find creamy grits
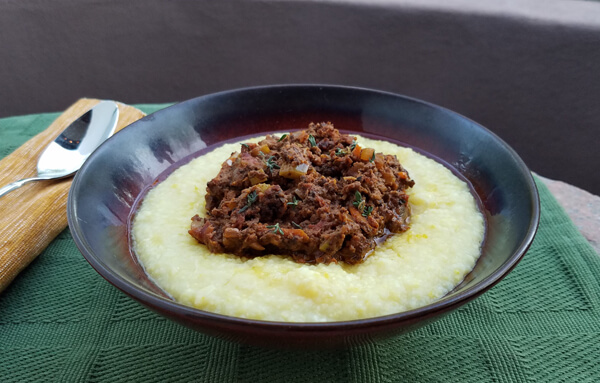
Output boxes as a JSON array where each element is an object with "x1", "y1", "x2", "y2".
[{"x1": 131, "y1": 136, "x2": 485, "y2": 322}]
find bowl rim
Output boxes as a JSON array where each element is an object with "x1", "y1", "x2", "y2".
[{"x1": 68, "y1": 83, "x2": 540, "y2": 330}]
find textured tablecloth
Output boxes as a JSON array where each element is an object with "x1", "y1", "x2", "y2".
[{"x1": 1, "y1": 106, "x2": 599, "y2": 382}]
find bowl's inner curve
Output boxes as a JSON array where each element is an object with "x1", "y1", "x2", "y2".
[{"x1": 70, "y1": 86, "x2": 538, "y2": 324}]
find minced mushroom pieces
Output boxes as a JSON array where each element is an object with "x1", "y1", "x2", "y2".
[{"x1": 189, "y1": 122, "x2": 415, "y2": 265}]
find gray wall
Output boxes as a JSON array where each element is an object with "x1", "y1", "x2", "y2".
[{"x1": 1, "y1": 0, "x2": 599, "y2": 194}]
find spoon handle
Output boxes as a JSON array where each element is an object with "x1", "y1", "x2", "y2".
[{"x1": 0, "y1": 178, "x2": 45, "y2": 198}]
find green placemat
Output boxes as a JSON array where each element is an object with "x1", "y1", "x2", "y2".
[{"x1": 1, "y1": 106, "x2": 599, "y2": 382}]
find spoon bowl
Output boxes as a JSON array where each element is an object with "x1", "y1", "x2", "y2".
[{"x1": 0, "y1": 101, "x2": 119, "y2": 197}]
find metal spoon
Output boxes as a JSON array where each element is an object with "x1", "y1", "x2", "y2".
[{"x1": 0, "y1": 100, "x2": 119, "y2": 198}]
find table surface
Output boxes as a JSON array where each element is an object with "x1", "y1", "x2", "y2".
[
  {"x1": 539, "y1": 175, "x2": 600, "y2": 256},
  {"x1": 2, "y1": 173, "x2": 598, "y2": 383},
  {"x1": 1, "y1": 107, "x2": 599, "y2": 382}
]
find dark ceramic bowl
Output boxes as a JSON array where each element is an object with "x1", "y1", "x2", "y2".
[{"x1": 68, "y1": 85, "x2": 539, "y2": 348}]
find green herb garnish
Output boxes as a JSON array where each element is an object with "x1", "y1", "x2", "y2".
[
  {"x1": 266, "y1": 223, "x2": 284, "y2": 235},
  {"x1": 278, "y1": 134, "x2": 288, "y2": 142},
  {"x1": 362, "y1": 205, "x2": 374, "y2": 217},
  {"x1": 349, "y1": 140, "x2": 357, "y2": 151},
  {"x1": 241, "y1": 143, "x2": 249, "y2": 149},
  {"x1": 308, "y1": 135, "x2": 317, "y2": 147},
  {"x1": 292, "y1": 221, "x2": 302, "y2": 229},
  {"x1": 239, "y1": 190, "x2": 257, "y2": 213},
  {"x1": 370, "y1": 151, "x2": 376, "y2": 162},
  {"x1": 287, "y1": 196, "x2": 299, "y2": 207},
  {"x1": 335, "y1": 148, "x2": 346, "y2": 156},
  {"x1": 266, "y1": 156, "x2": 280, "y2": 171},
  {"x1": 353, "y1": 191, "x2": 362, "y2": 206},
  {"x1": 352, "y1": 191, "x2": 366, "y2": 212}
]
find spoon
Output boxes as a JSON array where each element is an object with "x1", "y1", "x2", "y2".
[{"x1": 0, "y1": 100, "x2": 119, "y2": 198}]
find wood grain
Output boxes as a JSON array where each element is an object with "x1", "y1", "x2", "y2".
[{"x1": 0, "y1": 99, "x2": 145, "y2": 292}]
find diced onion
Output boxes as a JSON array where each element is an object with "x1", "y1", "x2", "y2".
[
  {"x1": 296, "y1": 163, "x2": 309, "y2": 173},
  {"x1": 279, "y1": 162, "x2": 309, "y2": 179}
]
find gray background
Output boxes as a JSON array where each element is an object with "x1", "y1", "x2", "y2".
[{"x1": 1, "y1": 0, "x2": 599, "y2": 194}]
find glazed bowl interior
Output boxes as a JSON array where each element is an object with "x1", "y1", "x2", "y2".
[{"x1": 68, "y1": 85, "x2": 539, "y2": 348}]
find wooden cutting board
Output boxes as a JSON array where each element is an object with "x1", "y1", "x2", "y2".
[{"x1": 0, "y1": 99, "x2": 145, "y2": 293}]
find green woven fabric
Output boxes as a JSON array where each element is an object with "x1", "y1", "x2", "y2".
[{"x1": 1, "y1": 106, "x2": 599, "y2": 382}]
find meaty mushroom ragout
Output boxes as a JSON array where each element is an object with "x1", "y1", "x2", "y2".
[{"x1": 188, "y1": 123, "x2": 415, "y2": 264}]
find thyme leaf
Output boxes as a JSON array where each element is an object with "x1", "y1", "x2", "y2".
[
  {"x1": 292, "y1": 221, "x2": 302, "y2": 229},
  {"x1": 370, "y1": 151, "x2": 376, "y2": 162},
  {"x1": 287, "y1": 196, "x2": 299, "y2": 207},
  {"x1": 266, "y1": 156, "x2": 280, "y2": 170},
  {"x1": 266, "y1": 222, "x2": 284, "y2": 235},
  {"x1": 241, "y1": 143, "x2": 249, "y2": 149},
  {"x1": 353, "y1": 191, "x2": 366, "y2": 212},
  {"x1": 353, "y1": 191, "x2": 362, "y2": 207},
  {"x1": 349, "y1": 140, "x2": 357, "y2": 151},
  {"x1": 308, "y1": 135, "x2": 317, "y2": 147},
  {"x1": 278, "y1": 134, "x2": 288, "y2": 142},
  {"x1": 239, "y1": 190, "x2": 257, "y2": 213},
  {"x1": 335, "y1": 148, "x2": 346, "y2": 156},
  {"x1": 362, "y1": 205, "x2": 374, "y2": 217}
]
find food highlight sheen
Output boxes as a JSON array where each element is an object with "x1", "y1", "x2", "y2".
[{"x1": 131, "y1": 124, "x2": 485, "y2": 322}]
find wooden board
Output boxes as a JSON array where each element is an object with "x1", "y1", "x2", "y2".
[{"x1": 0, "y1": 99, "x2": 145, "y2": 292}]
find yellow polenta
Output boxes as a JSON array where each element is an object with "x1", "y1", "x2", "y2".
[{"x1": 131, "y1": 136, "x2": 484, "y2": 322}]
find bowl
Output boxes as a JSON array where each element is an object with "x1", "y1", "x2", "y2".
[{"x1": 67, "y1": 85, "x2": 540, "y2": 348}]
